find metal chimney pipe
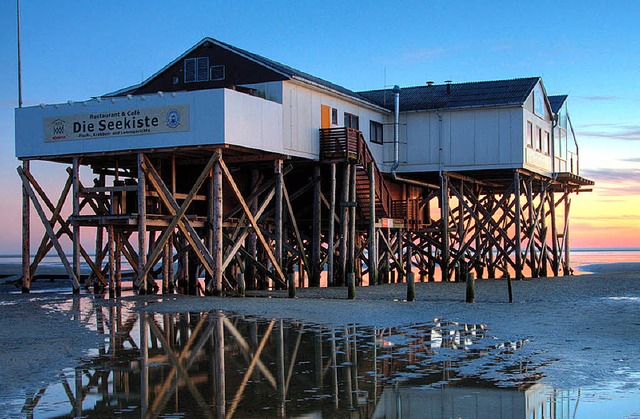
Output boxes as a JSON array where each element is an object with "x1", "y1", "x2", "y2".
[
  {"x1": 390, "y1": 84, "x2": 440, "y2": 190},
  {"x1": 393, "y1": 85, "x2": 401, "y2": 170}
]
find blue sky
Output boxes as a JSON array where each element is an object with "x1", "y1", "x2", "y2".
[{"x1": 1, "y1": 0, "x2": 639, "y2": 251}]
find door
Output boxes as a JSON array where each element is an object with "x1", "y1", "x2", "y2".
[{"x1": 321, "y1": 105, "x2": 331, "y2": 129}]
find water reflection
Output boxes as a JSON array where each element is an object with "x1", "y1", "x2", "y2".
[{"x1": 25, "y1": 302, "x2": 580, "y2": 418}]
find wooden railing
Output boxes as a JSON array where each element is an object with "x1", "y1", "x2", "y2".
[{"x1": 320, "y1": 127, "x2": 392, "y2": 218}]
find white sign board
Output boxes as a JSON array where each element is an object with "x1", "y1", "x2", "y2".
[{"x1": 43, "y1": 105, "x2": 190, "y2": 142}]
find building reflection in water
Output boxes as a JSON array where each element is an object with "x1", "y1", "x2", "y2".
[{"x1": 22, "y1": 300, "x2": 580, "y2": 418}]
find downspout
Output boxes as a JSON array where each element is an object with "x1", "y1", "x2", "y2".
[
  {"x1": 436, "y1": 110, "x2": 443, "y2": 179},
  {"x1": 551, "y1": 113, "x2": 558, "y2": 181},
  {"x1": 390, "y1": 85, "x2": 440, "y2": 189}
]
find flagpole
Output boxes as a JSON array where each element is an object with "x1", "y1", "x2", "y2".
[
  {"x1": 17, "y1": 0, "x2": 23, "y2": 108},
  {"x1": 18, "y1": 0, "x2": 31, "y2": 293}
]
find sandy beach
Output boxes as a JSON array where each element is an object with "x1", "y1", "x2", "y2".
[{"x1": 0, "y1": 261, "x2": 638, "y2": 417}]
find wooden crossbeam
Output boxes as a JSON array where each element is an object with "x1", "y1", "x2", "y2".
[
  {"x1": 222, "y1": 188, "x2": 274, "y2": 272},
  {"x1": 218, "y1": 158, "x2": 287, "y2": 287},
  {"x1": 17, "y1": 166, "x2": 80, "y2": 291},
  {"x1": 29, "y1": 172, "x2": 73, "y2": 275},
  {"x1": 22, "y1": 169, "x2": 107, "y2": 287},
  {"x1": 135, "y1": 153, "x2": 218, "y2": 288}
]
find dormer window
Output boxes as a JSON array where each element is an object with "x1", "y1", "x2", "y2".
[
  {"x1": 210, "y1": 65, "x2": 225, "y2": 81},
  {"x1": 184, "y1": 57, "x2": 210, "y2": 83}
]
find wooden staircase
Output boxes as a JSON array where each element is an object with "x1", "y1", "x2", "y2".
[{"x1": 320, "y1": 127, "x2": 392, "y2": 221}]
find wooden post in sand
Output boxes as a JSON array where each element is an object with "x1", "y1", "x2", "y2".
[
  {"x1": 72, "y1": 157, "x2": 81, "y2": 292},
  {"x1": 275, "y1": 159, "x2": 284, "y2": 289},
  {"x1": 327, "y1": 162, "x2": 336, "y2": 287},
  {"x1": 21, "y1": 160, "x2": 31, "y2": 293},
  {"x1": 213, "y1": 155, "x2": 223, "y2": 294},
  {"x1": 339, "y1": 164, "x2": 350, "y2": 287},
  {"x1": 368, "y1": 162, "x2": 378, "y2": 286},
  {"x1": 108, "y1": 225, "x2": 115, "y2": 298},
  {"x1": 137, "y1": 152, "x2": 148, "y2": 294},
  {"x1": 311, "y1": 165, "x2": 321, "y2": 287}
]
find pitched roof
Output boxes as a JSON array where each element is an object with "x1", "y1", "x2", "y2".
[
  {"x1": 358, "y1": 77, "x2": 541, "y2": 112},
  {"x1": 106, "y1": 37, "x2": 382, "y2": 108},
  {"x1": 548, "y1": 94, "x2": 568, "y2": 114}
]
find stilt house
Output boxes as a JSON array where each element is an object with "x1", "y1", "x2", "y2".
[{"x1": 15, "y1": 37, "x2": 593, "y2": 294}]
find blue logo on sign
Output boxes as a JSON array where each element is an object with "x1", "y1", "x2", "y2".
[{"x1": 166, "y1": 109, "x2": 181, "y2": 128}]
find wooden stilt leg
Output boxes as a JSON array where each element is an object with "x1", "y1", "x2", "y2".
[
  {"x1": 368, "y1": 162, "x2": 377, "y2": 286},
  {"x1": 115, "y1": 230, "x2": 122, "y2": 295},
  {"x1": 137, "y1": 153, "x2": 148, "y2": 293},
  {"x1": 72, "y1": 158, "x2": 81, "y2": 292},
  {"x1": 348, "y1": 163, "x2": 356, "y2": 299},
  {"x1": 441, "y1": 174, "x2": 450, "y2": 282},
  {"x1": 275, "y1": 159, "x2": 283, "y2": 290},
  {"x1": 108, "y1": 225, "x2": 115, "y2": 298},
  {"x1": 246, "y1": 169, "x2": 259, "y2": 289},
  {"x1": 328, "y1": 162, "x2": 337, "y2": 287},
  {"x1": 514, "y1": 171, "x2": 522, "y2": 282},
  {"x1": 311, "y1": 165, "x2": 321, "y2": 287},
  {"x1": 213, "y1": 159, "x2": 223, "y2": 294},
  {"x1": 206, "y1": 167, "x2": 214, "y2": 291},
  {"x1": 564, "y1": 196, "x2": 572, "y2": 275},
  {"x1": 21, "y1": 160, "x2": 31, "y2": 293},
  {"x1": 339, "y1": 164, "x2": 350, "y2": 287}
]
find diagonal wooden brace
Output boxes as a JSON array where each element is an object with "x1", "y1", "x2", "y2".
[
  {"x1": 134, "y1": 153, "x2": 218, "y2": 288},
  {"x1": 17, "y1": 166, "x2": 80, "y2": 291},
  {"x1": 218, "y1": 158, "x2": 287, "y2": 287}
]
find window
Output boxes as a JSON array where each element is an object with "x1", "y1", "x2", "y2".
[
  {"x1": 344, "y1": 112, "x2": 359, "y2": 130},
  {"x1": 370, "y1": 121, "x2": 383, "y2": 144},
  {"x1": 331, "y1": 108, "x2": 338, "y2": 125},
  {"x1": 543, "y1": 131, "x2": 550, "y2": 155},
  {"x1": 184, "y1": 57, "x2": 210, "y2": 83},
  {"x1": 526, "y1": 122, "x2": 533, "y2": 148},
  {"x1": 210, "y1": 65, "x2": 225, "y2": 81},
  {"x1": 533, "y1": 83, "x2": 546, "y2": 119},
  {"x1": 537, "y1": 127, "x2": 542, "y2": 151}
]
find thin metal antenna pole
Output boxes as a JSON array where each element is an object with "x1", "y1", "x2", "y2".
[{"x1": 17, "y1": 0, "x2": 23, "y2": 108}]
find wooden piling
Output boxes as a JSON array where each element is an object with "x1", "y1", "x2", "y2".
[
  {"x1": 368, "y1": 162, "x2": 378, "y2": 286},
  {"x1": 137, "y1": 153, "x2": 148, "y2": 293},
  {"x1": 466, "y1": 271, "x2": 475, "y2": 303},
  {"x1": 275, "y1": 159, "x2": 283, "y2": 288},
  {"x1": 162, "y1": 237, "x2": 171, "y2": 294},
  {"x1": 72, "y1": 157, "x2": 81, "y2": 293},
  {"x1": 238, "y1": 272, "x2": 246, "y2": 297},
  {"x1": 311, "y1": 165, "x2": 321, "y2": 287},
  {"x1": 21, "y1": 160, "x2": 30, "y2": 293},
  {"x1": 441, "y1": 174, "x2": 450, "y2": 282},
  {"x1": 339, "y1": 164, "x2": 350, "y2": 287},
  {"x1": 246, "y1": 168, "x2": 259, "y2": 289},
  {"x1": 108, "y1": 225, "x2": 115, "y2": 298},
  {"x1": 347, "y1": 272, "x2": 355, "y2": 300},
  {"x1": 564, "y1": 196, "x2": 572, "y2": 275},
  {"x1": 288, "y1": 273, "x2": 296, "y2": 298},
  {"x1": 406, "y1": 234, "x2": 415, "y2": 301},
  {"x1": 213, "y1": 155, "x2": 223, "y2": 294},
  {"x1": 348, "y1": 163, "x2": 356, "y2": 275},
  {"x1": 327, "y1": 162, "x2": 336, "y2": 287},
  {"x1": 513, "y1": 171, "x2": 523, "y2": 282}
]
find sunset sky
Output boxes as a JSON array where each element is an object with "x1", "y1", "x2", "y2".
[{"x1": 0, "y1": 0, "x2": 638, "y2": 253}]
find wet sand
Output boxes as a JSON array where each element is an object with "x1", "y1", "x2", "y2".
[{"x1": 0, "y1": 262, "x2": 638, "y2": 415}]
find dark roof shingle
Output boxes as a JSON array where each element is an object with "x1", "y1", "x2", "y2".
[
  {"x1": 548, "y1": 94, "x2": 568, "y2": 113},
  {"x1": 358, "y1": 78, "x2": 541, "y2": 111}
]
